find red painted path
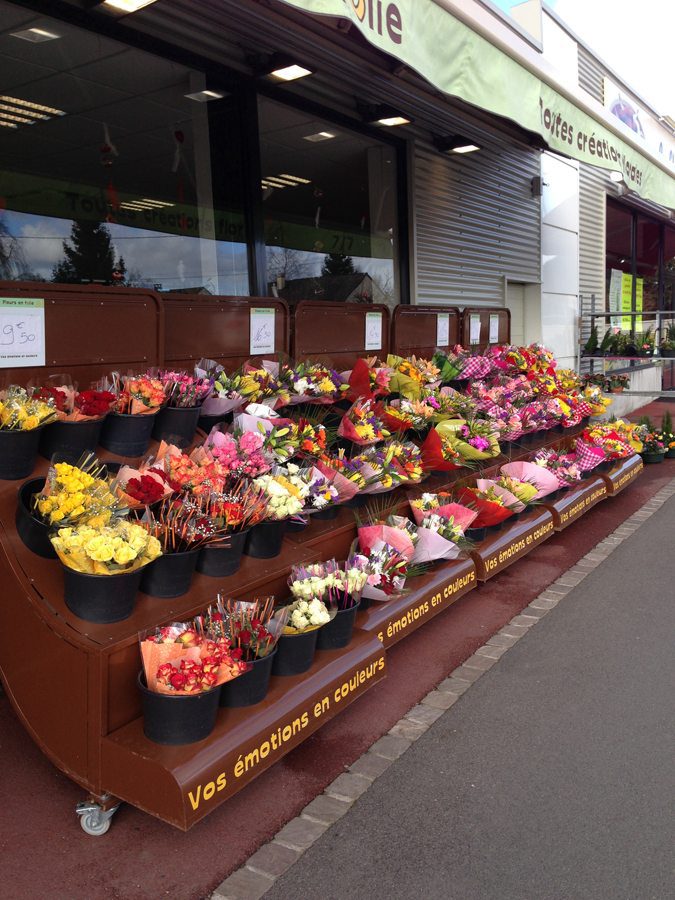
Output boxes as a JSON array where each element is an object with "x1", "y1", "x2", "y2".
[{"x1": 2, "y1": 457, "x2": 674, "y2": 900}]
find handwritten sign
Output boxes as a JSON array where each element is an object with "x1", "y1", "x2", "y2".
[
  {"x1": 249, "y1": 307, "x2": 276, "y2": 355},
  {"x1": 469, "y1": 313, "x2": 482, "y2": 345},
  {"x1": 489, "y1": 314, "x2": 500, "y2": 344},
  {"x1": 436, "y1": 313, "x2": 450, "y2": 347},
  {"x1": 0, "y1": 298, "x2": 45, "y2": 368},
  {"x1": 365, "y1": 311, "x2": 383, "y2": 351}
]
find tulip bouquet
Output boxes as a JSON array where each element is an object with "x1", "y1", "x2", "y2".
[
  {"x1": 51, "y1": 519, "x2": 162, "y2": 575},
  {"x1": 0, "y1": 386, "x2": 58, "y2": 431}
]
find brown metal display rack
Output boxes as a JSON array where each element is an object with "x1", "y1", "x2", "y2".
[
  {"x1": 459, "y1": 306, "x2": 511, "y2": 350},
  {"x1": 0, "y1": 287, "x2": 640, "y2": 834},
  {"x1": 390, "y1": 305, "x2": 460, "y2": 358},
  {"x1": 293, "y1": 301, "x2": 390, "y2": 367}
]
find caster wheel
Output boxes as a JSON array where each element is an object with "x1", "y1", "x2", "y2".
[{"x1": 79, "y1": 812, "x2": 111, "y2": 836}]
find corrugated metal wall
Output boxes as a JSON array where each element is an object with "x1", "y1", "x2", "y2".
[
  {"x1": 413, "y1": 137, "x2": 541, "y2": 306},
  {"x1": 578, "y1": 163, "x2": 607, "y2": 360},
  {"x1": 577, "y1": 46, "x2": 604, "y2": 102}
]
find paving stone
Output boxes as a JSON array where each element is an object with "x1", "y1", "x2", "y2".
[
  {"x1": 462, "y1": 653, "x2": 498, "y2": 672},
  {"x1": 370, "y1": 733, "x2": 412, "y2": 760},
  {"x1": 475, "y1": 644, "x2": 508, "y2": 659},
  {"x1": 528, "y1": 597, "x2": 558, "y2": 610},
  {"x1": 436, "y1": 676, "x2": 473, "y2": 694},
  {"x1": 274, "y1": 815, "x2": 329, "y2": 851},
  {"x1": 349, "y1": 752, "x2": 395, "y2": 780},
  {"x1": 451, "y1": 664, "x2": 484, "y2": 683},
  {"x1": 525, "y1": 603, "x2": 551, "y2": 618},
  {"x1": 212, "y1": 867, "x2": 275, "y2": 900},
  {"x1": 389, "y1": 719, "x2": 429, "y2": 741},
  {"x1": 405, "y1": 703, "x2": 445, "y2": 726},
  {"x1": 301, "y1": 794, "x2": 353, "y2": 826},
  {"x1": 533, "y1": 593, "x2": 562, "y2": 605},
  {"x1": 510, "y1": 614, "x2": 540, "y2": 628},
  {"x1": 325, "y1": 772, "x2": 372, "y2": 803},
  {"x1": 422, "y1": 689, "x2": 460, "y2": 709},
  {"x1": 246, "y1": 843, "x2": 302, "y2": 878},
  {"x1": 487, "y1": 632, "x2": 519, "y2": 649},
  {"x1": 545, "y1": 584, "x2": 572, "y2": 595}
]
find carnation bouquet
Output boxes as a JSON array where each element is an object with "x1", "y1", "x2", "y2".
[
  {"x1": 0, "y1": 386, "x2": 58, "y2": 431},
  {"x1": 51, "y1": 519, "x2": 162, "y2": 574}
]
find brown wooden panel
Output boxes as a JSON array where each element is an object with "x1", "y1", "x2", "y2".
[
  {"x1": 293, "y1": 301, "x2": 390, "y2": 368},
  {"x1": 0, "y1": 282, "x2": 162, "y2": 387},
  {"x1": 162, "y1": 295, "x2": 289, "y2": 372},
  {"x1": 459, "y1": 306, "x2": 510, "y2": 350},
  {"x1": 391, "y1": 305, "x2": 460, "y2": 358}
]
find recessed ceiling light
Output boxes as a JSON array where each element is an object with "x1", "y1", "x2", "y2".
[
  {"x1": 139, "y1": 198, "x2": 174, "y2": 207},
  {"x1": 265, "y1": 176, "x2": 298, "y2": 187},
  {"x1": 184, "y1": 89, "x2": 225, "y2": 102},
  {"x1": 269, "y1": 63, "x2": 313, "y2": 82},
  {"x1": 303, "y1": 131, "x2": 335, "y2": 142},
  {"x1": 0, "y1": 112, "x2": 35, "y2": 125},
  {"x1": 359, "y1": 104, "x2": 412, "y2": 127},
  {"x1": 280, "y1": 174, "x2": 312, "y2": 184},
  {"x1": 103, "y1": 0, "x2": 160, "y2": 12},
  {"x1": 0, "y1": 120, "x2": 18, "y2": 129},
  {"x1": 10, "y1": 27, "x2": 61, "y2": 42},
  {"x1": 0, "y1": 102, "x2": 47, "y2": 121},
  {"x1": 377, "y1": 115, "x2": 411, "y2": 127},
  {"x1": 0, "y1": 95, "x2": 66, "y2": 116},
  {"x1": 434, "y1": 135, "x2": 481, "y2": 154}
]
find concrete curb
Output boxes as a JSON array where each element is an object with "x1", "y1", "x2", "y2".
[{"x1": 210, "y1": 477, "x2": 675, "y2": 900}]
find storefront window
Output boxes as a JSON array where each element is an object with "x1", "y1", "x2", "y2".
[
  {"x1": 0, "y1": 1, "x2": 248, "y2": 294},
  {"x1": 635, "y1": 216, "x2": 660, "y2": 315},
  {"x1": 258, "y1": 97, "x2": 400, "y2": 309},
  {"x1": 664, "y1": 227, "x2": 675, "y2": 312}
]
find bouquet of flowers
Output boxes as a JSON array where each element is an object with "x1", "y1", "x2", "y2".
[
  {"x1": 239, "y1": 364, "x2": 291, "y2": 409},
  {"x1": 154, "y1": 441, "x2": 213, "y2": 495},
  {"x1": 581, "y1": 422, "x2": 639, "y2": 459},
  {"x1": 435, "y1": 419, "x2": 501, "y2": 461},
  {"x1": 138, "y1": 497, "x2": 226, "y2": 553},
  {"x1": 345, "y1": 357, "x2": 391, "y2": 402},
  {"x1": 302, "y1": 468, "x2": 341, "y2": 512},
  {"x1": 205, "y1": 428, "x2": 272, "y2": 478},
  {"x1": 208, "y1": 596, "x2": 288, "y2": 661},
  {"x1": 155, "y1": 370, "x2": 213, "y2": 409},
  {"x1": 431, "y1": 349, "x2": 464, "y2": 384},
  {"x1": 288, "y1": 362, "x2": 347, "y2": 404},
  {"x1": 338, "y1": 399, "x2": 390, "y2": 445},
  {"x1": 0, "y1": 386, "x2": 58, "y2": 431},
  {"x1": 110, "y1": 374, "x2": 165, "y2": 415},
  {"x1": 377, "y1": 396, "x2": 440, "y2": 433},
  {"x1": 419, "y1": 427, "x2": 465, "y2": 472},
  {"x1": 531, "y1": 448, "x2": 583, "y2": 487},
  {"x1": 353, "y1": 441, "x2": 421, "y2": 494},
  {"x1": 253, "y1": 464, "x2": 311, "y2": 520},
  {"x1": 34, "y1": 454, "x2": 122, "y2": 527},
  {"x1": 284, "y1": 597, "x2": 332, "y2": 633},
  {"x1": 495, "y1": 474, "x2": 539, "y2": 506},
  {"x1": 360, "y1": 540, "x2": 411, "y2": 602},
  {"x1": 386, "y1": 355, "x2": 440, "y2": 400},
  {"x1": 409, "y1": 492, "x2": 478, "y2": 531},
  {"x1": 140, "y1": 621, "x2": 248, "y2": 694},
  {"x1": 356, "y1": 506, "x2": 416, "y2": 560},
  {"x1": 111, "y1": 460, "x2": 175, "y2": 509},
  {"x1": 413, "y1": 514, "x2": 467, "y2": 561},
  {"x1": 292, "y1": 418, "x2": 329, "y2": 458},
  {"x1": 636, "y1": 424, "x2": 666, "y2": 455},
  {"x1": 51, "y1": 519, "x2": 162, "y2": 574},
  {"x1": 194, "y1": 359, "x2": 246, "y2": 416},
  {"x1": 289, "y1": 556, "x2": 369, "y2": 610},
  {"x1": 313, "y1": 456, "x2": 363, "y2": 502},
  {"x1": 456, "y1": 485, "x2": 516, "y2": 528},
  {"x1": 197, "y1": 480, "x2": 268, "y2": 535},
  {"x1": 500, "y1": 461, "x2": 560, "y2": 498}
]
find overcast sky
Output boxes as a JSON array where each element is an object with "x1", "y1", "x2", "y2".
[{"x1": 549, "y1": 0, "x2": 674, "y2": 116}]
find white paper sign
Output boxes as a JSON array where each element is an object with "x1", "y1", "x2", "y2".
[
  {"x1": 365, "y1": 311, "x2": 383, "y2": 351},
  {"x1": 249, "y1": 307, "x2": 276, "y2": 355},
  {"x1": 608, "y1": 268, "x2": 622, "y2": 330},
  {"x1": 436, "y1": 313, "x2": 450, "y2": 347},
  {"x1": 0, "y1": 298, "x2": 45, "y2": 368},
  {"x1": 469, "y1": 313, "x2": 482, "y2": 345},
  {"x1": 489, "y1": 314, "x2": 500, "y2": 344}
]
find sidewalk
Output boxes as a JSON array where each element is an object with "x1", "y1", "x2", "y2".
[{"x1": 222, "y1": 481, "x2": 675, "y2": 900}]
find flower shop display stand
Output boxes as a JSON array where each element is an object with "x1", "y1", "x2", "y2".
[
  {"x1": 469, "y1": 507, "x2": 555, "y2": 581},
  {"x1": 293, "y1": 301, "x2": 391, "y2": 368},
  {"x1": 357, "y1": 557, "x2": 477, "y2": 649},
  {"x1": 540, "y1": 477, "x2": 608, "y2": 531},
  {"x1": 459, "y1": 307, "x2": 511, "y2": 351},
  {"x1": 100, "y1": 630, "x2": 385, "y2": 830},
  {"x1": 390, "y1": 306, "x2": 460, "y2": 359},
  {"x1": 597, "y1": 455, "x2": 644, "y2": 496}
]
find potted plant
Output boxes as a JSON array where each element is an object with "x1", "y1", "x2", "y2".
[
  {"x1": 636, "y1": 422, "x2": 666, "y2": 463},
  {"x1": 608, "y1": 373, "x2": 630, "y2": 393},
  {"x1": 637, "y1": 327, "x2": 655, "y2": 358},
  {"x1": 582, "y1": 324, "x2": 599, "y2": 357},
  {"x1": 659, "y1": 324, "x2": 675, "y2": 358},
  {"x1": 660, "y1": 410, "x2": 675, "y2": 459},
  {"x1": 598, "y1": 327, "x2": 615, "y2": 357}
]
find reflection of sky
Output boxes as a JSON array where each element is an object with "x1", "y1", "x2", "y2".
[{"x1": 1, "y1": 210, "x2": 249, "y2": 295}]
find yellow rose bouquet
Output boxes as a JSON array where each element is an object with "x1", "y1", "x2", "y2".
[
  {"x1": 51, "y1": 520, "x2": 162, "y2": 575},
  {"x1": 0, "y1": 386, "x2": 58, "y2": 431},
  {"x1": 33, "y1": 453, "x2": 124, "y2": 528}
]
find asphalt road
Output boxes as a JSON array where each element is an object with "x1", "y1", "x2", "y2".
[{"x1": 266, "y1": 495, "x2": 675, "y2": 900}]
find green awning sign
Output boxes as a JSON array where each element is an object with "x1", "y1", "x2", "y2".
[{"x1": 279, "y1": 0, "x2": 675, "y2": 209}]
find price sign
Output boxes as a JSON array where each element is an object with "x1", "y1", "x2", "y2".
[
  {"x1": 436, "y1": 313, "x2": 450, "y2": 347},
  {"x1": 365, "y1": 311, "x2": 383, "y2": 351},
  {"x1": 489, "y1": 314, "x2": 500, "y2": 344},
  {"x1": 469, "y1": 313, "x2": 482, "y2": 345},
  {"x1": 0, "y1": 298, "x2": 45, "y2": 368},
  {"x1": 249, "y1": 307, "x2": 276, "y2": 355}
]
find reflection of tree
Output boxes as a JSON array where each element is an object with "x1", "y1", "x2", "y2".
[
  {"x1": 321, "y1": 253, "x2": 356, "y2": 277},
  {"x1": 267, "y1": 247, "x2": 316, "y2": 285},
  {"x1": 0, "y1": 219, "x2": 29, "y2": 279},
  {"x1": 52, "y1": 219, "x2": 127, "y2": 285},
  {"x1": 370, "y1": 270, "x2": 396, "y2": 307}
]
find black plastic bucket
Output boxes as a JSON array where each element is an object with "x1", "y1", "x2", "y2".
[
  {"x1": 358, "y1": 594, "x2": 373, "y2": 611},
  {"x1": 197, "y1": 410, "x2": 234, "y2": 434},
  {"x1": 465, "y1": 526, "x2": 487, "y2": 541},
  {"x1": 316, "y1": 604, "x2": 358, "y2": 650},
  {"x1": 38, "y1": 417, "x2": 104, "y2": 460},
  {"x1": 100, "y1": 412, "x2": 156, "y2": 457},
  {"x1": 140, "y1": 548, "x2": 199, "y2": 598},
  {"x1": 244, "y1": 520, "x2": 286, "y2": 559},
  {"x1": 219, "y1": 650, "x2": 276, "y2": 708},
  {"x1": 151, "y1": 405, "x2": 201, "y2": 449},
  {"x1": 272, "y1": 628, "x2": 319, "y2": 676},
  {"x1": 138, "y1": 672, "x2": 220, "y2": 745},
  {"x1": 15, "y1": 477, "x2": 56, "y2": 559},
  {"x1": 63, "y1": 565, "x2": 143, "y2": 623},
  {"x1": 197, "y1": 531, "x2": 248, "y2": 577},
  {"x1": 343, "y1": 494, "x2": 369, "y2": 509},
  {"x1": 0, "y1": 425, "x2": 45, "y2": 480}
]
